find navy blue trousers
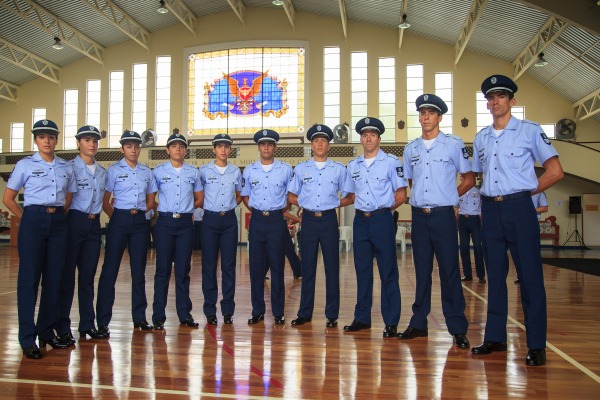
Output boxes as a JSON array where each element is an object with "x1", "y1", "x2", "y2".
[
  {"x1": 96, "y1": 209, "x2": 149, "y2": 326},
  {"x1": 297, "y1": 210, "x2": 339, "y2": 319},
  {"x1": 193, "y1": 221, "x2": 202, "y2": 250},
  {"x1": 481, "y1": 195, "x2": 546, "y2": 349},
  {"x1": 17, "y1": 208, "x2": 68, "y2": 348},
  {"x1": 352, "y1": 211, "x2": 400, "y2": 325},
  {"x1": 201, "y1": 210, "x2": 238, "y2": 316},
  {"x1": 458, "y1": 214, "x2": 486, "y2": 279},
  {"x1": 249, "y1": 209, "x2": 286, "y2": 317},
  {"x1": 152, "y1": 214, "x2": 194, "y2": 323},
  {"x1": 410, "y1": 207, "x2": 468, "y2": 335},
  {"x1": 265, "y1": 224, "x2": 301, "y2": 277},
  {"x1": 57, "y1": 210, "x2": 102, "y2": 334}
]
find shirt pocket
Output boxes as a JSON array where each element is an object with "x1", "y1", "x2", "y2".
[
  {"x1": 269, "y1": 180, "x2": 287, "y2": 199},
  {"x1": 502, "y1": 148, "x2": 527, "y2": 169},
  {"x1": 432, "y1": 155, "x2": 450, "y2": 175}
]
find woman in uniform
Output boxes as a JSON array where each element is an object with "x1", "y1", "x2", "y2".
[{"x1": 2, "y1": 119, "x2": 77, "y2": 359}]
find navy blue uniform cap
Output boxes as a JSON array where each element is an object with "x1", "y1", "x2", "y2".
[
  {"x1": 119, "y1": 130, "x2": 142, "y2": 144},
  {"x1": 355, "y1": 117, "x2": 385, "y2": 135},
  {"x1": 212, "y1": 133, "x2": 233, "y2": 145},
  {"x1": 32, "y1": 119, "x2": 59, "y2": 136},
  {"x1": 253, "y1": 129, "x2": 279, "y2": 143},
  {"x1": 166, "y1": 132, "x2": 188, "y2": 147},
  {"x1": 306, "y1": 124, "x2": 333, "y2": 141},
  {"x1": 75, "y1": 125, "x2": 101, "y2": 140},
  {"x1": 415, "y1": 94, "x2": 448, "y2": 114},
  {"x1": 481, "y1": 74, "x2": 518, "y2": 96}
]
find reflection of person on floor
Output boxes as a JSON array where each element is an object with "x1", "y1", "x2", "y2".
[{"x1": 265, "y1": 209, "x2": 302, "y2": 279}]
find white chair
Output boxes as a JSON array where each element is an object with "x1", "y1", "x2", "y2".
[
  {"x1": 396, "y1": 226, "x2": 407, "y2": 253},
  {"x1": 339, "y1": 226, "x2": 353, "y2": 252}
]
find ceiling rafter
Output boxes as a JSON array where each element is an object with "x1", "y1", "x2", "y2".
[
  {"x1": 282, "y1": 0, "x2": 296, "y2": 29},
  {"x1": 226, "y1": 0, "x2": 245, "y2": 24},
  {"x1": 573, "y1": 88, "x2": 600, "y2": 121},
  {"x1": 511, "y1": 16, "x2": 569, "y2": 80},
  {"x1": 398, "y1": 0, "x2": 409, "y2": 50},
  {"x1": 82, "y1": 0, "x2": 150, "y2": 50},
  {"x1": 0, "y1": 79, "x2": 18, "y2": 102},
  {"x1": 0, "y1": 0, "x2": 104, "y2": 64},
  {"x1": 454, "y1": 0, "x2": 488, "y2": 65},
  {"x1": 338, "y1": 0, "x2": 347, "y2": 39},
  {"x1": 0, "y1": 38, "x2": 61, "y2": 84},
  {"x1": 163, "y1": 0, "x2": 197, "y2": 37}
]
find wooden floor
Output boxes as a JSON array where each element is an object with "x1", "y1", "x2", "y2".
[{"x1": 0, "y1": 243, "x2": 599, "y2": 399}]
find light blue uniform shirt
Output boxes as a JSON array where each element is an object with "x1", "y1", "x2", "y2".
[
  {"x1": 404, "y1": 133, "x2": 471, "y2": 208},
  {"x1": 288, "y1": 158, "x2": 348, "y2": 211},
  {"x1": 199, "y1": 162, "x2": 242, "y2": 212},
  {"x1": 532, "y1": 192, "x2": 548, "y2": 220},
  {"x1": 153, "y1": 162, "x2": 202, "y2": 214},
  {"x1": 106, "y1": 159, "x2": 157, "y2": 211},
  {"x1": 241, "y1": 160, "x2": 292, "y2": 211},
  {"x1": 473, "y1": 116, "x2": 559, "y2": 196},
  {"x1": 343, "y1": 149, "x2": 407, "y2": 212},
  {"x1": 458, "y1": 186, "x2": 482, "y2": 216},
  {"x1": 7, "y1": 152, "x2": 76, "y2": 207},
  {"x1": 69, "y1": 155, "x2": 106, "y2": 214}
]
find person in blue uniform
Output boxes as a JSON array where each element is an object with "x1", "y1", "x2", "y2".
[
  {"x1": 56, "y1": 125, "x2": 108, "y2": 344},
  {"x1": 3, "y1": 119, "x2": 77, "y2": 359},
  {"x1": 342, "y1": 117, "x2": 407, "y2": 338},
  {"x1": 96, "y1": 130, "x2": 158, "y2": 336},
  {"x1": 288, "y1": 124, "x2": 353, "y2": 328},
  {"x1": 456, "y1": 178, "x2": 486, "y2": 283},
  {"x1": 151, "y1": 133, "x2": 203, "y2": 330},
  {"x1": 199, "y1": 133, "x2": 243, "y2": 325},
  {"x1": 241, "y1": 129, "x2": 293, "y2": 325},
  {"x1": 471, "y1": 75, "x2": 564, "y2": 366},
  {"x1": 398, "y1": 94, "x2": 473, "y2": 349}
]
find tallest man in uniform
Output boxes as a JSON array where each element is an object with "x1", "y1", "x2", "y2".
[{"x1": 471, "y1": 75, "x2": 564, "y2": 366}]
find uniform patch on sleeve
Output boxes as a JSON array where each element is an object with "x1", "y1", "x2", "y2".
[
  {"x1": 461, "y1": 147, "x2": 469, "y2": 159},
  {"x1": 540, "y1": 132, "x2": 551, "y2": 145},
  {"x1": 396, "y1": 166, "x2": 404, "y2": 178},
  {"x1": 241, "y1": 178, "x2": 245, "y2": 187}
]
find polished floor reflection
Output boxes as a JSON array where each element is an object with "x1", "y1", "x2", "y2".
[{"x1": 0, "y1": 243, "x2": 599, "y2": 398}]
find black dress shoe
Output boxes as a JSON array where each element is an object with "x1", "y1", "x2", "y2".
[
  {"x1": 206, "y1": 315, "x2": 218, "y2": 325},
  {"x1": 291, "y1": 316, "x2": 311, "y2": 326},
  {"x1": 343, "y1": 320, "x2": 371, "y2": 332},
  {"x1": 223, "y1": 314, "x2": 233, "y2": 324},
  {"x1": 526, "y1": 348, "x2": 546, "y2": 366},
  {"x1": 398, "y1": 326, "x2": 428, "y2": 340},
  {"x1": 453, "y1": 334, "x2": 470, "y2": 349},
  {"x1": 514, "y1": 278, "x2": 520, "y2": 284},
  {"x1": 181, "y1": 317, "x2": 200, "y2": 328},
  {"x1": 97, "y1": 325, "x2": 110, "y2": 338},
  {"x1": 274, "y1": 316, "x2": 285, "y2": 325},
  {"x1": 383, "y1": 325, "x2": 397, "y2": 338},
  {"x1": 133, "y1": 321, "x2": 153, "y2": 331},
  {"x1": 471, "y1": 341, "x2": 507, "y2": 354},
  {"x1": 81, "y1": 328, "x2": 108, "y2": 339},
  {"x1": 293, "y1": 275, "x2": 302, "y2": 280},
  {"x1": 461, "y1": 276, "x2": 473, "y2": 281},
  {"x1": 39, "y1": 336, "x2": 69, "y2": 349},
  {"x1": 326, "y1": 318, "x2": 338, "y2": 328},
  {"x1": 153, "y1": 320, "x2": 165, "y2": 330},
  {"x1": 23, "y1": 345, "x2": 42, "y2": 359},
  {"x1": 248, "y1": 314, "x2": 264, "y2": 324},
  {"x1": 58, "y1": 332, "x2": 76, "y2": 347},
  {"x1": 479, "y1": 278, "x2": 487, "y2": 283}
]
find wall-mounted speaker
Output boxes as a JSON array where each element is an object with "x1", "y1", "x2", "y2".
[{"x1": 569, "y1": 196, "x2": 582, "y2": 215}]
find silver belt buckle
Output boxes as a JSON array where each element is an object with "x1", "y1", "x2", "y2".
[
  {"x1": 219, "y1": 211, "x2": 226, "y2": 216},
  {"x1": 314, "y1": 211, "x2": 323, "y2": 217},
  {"x1": 423, "y1": 208, "x2": 432, "y2": 214},
  {"x1": 47, "y1": 207, "x2": 56, "y2": 214},
  {"x1": 494, "y1": 196, "x2": 504, "y2": 202},
  {"x1": 172, "y1": 213, "x2": 181, "y2": 219},
  {"x1": 88, "y1": 214, "x2": 96, "y2": 219},
  {"x1": 130, "y1": 209, "x2": 139, "y2": 215},
  {"x1": 262, "y1": 211, "x2": 270, "y2": 216},
  {"x1": 364, "y1": 212, "x2": 371, "y2": 217}
]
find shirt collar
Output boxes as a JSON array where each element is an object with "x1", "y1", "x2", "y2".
[
  {"x1": 32, "y1": 152, "x2": 56, "y2": 165},
  {"x1": 118, "y1": 158, "x2": 137, "y2": 170},
  {"x1": 358, "y1": 149, "x2": 385, "y2": 163}
]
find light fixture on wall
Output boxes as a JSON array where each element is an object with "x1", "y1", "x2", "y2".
[
  {"x1": 272, "y1": 0, "x2": 284, "y2": 6},
  {"x1": 398, "y1": 14, "x2": 411, "y2": 29},
  {"x1": 52, "y1": 37, "x2": 63, "y2": 50},
  {"x1": 157, "y1": 0, "x2": 169, "y2": 14},
  {"x1": 534, "y1": 52, "x2": 548, "y2": 67}
]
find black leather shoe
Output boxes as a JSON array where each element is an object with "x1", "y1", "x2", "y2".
[
  {"x1": 326, "y1": 318, "x2": 338, "y2": 328},
  {"x1": 39, "y1": 336, "x2": 69, "y2": 349},
  {"x1": 248, "y1": 314, "x2": 264, "y2": 324},
  {"x1": 291, "y1": 316, "x2": 311, "y2": 326},
  {"x1": 181, "y1": 317, "x2": 200, "y2": 328},
  {"x1": 526, "y1": 349, "x2": 546, "y2": 366},
  {"x1": 223, "y1": 314, "x2": 233, "y2": 324},
  {"x1": 398, "y1": 326, "x2": 428, "y2": 340},
  {"x1": 514, "y1": 278, "x2": 520, "y2": 284},
  {"x1": 206, "y1": 315, "x2": 218, "y2": 325},
  {"x1": 133, "y1": 321, "x2": 153, "y2": 331},
  {"x1": 383, "y1": 325, "x2": 397, "y2": 338},
  {"x1": 479, "y1": 278, "x2": 487, "y2": 283},
  {"x1": 453, "y1": 334, "x2": 470, "y2": 349},
  {"x1": 294, "y1": 275, "x2": 302, "y2": 280},
  {"x1": 81, "y1": 328, "x2": 108, "y2": 339},
  {"x1": 274, "y1": 316, "x2": 285, "y2": 325},
  {"x1": 343, "y1": 320, "x2": 371, "y2": 332},
  {"x1": 471, "y1": 341, "x2": 507, "y2": 354},
  {"x1": 97, "y1": 325, "x2": 110, "y2": 338},
  {"x1": 23, "y1": 345, "x2": 42, "y2": 359},
  {"x1": 461, "y1": 276, "x2": 473, "y2": 281},
  {"x1": 58, "y1": 332, "x2": 76, "y2": 347},
  {"x1": 153, "y1": 320, "x2": 165, "y2": 330}
]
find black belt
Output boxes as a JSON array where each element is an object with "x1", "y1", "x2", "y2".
[
  {"x1": 412, "y1": 206, "x2": 454, "y2": 214},
  {"x1": 25, "y1": 205, "x2": 64, "y2": 214},
  {"x1": 481, "y1": 191, "x2": 531, "y2": 202},
  {"x1": 205, "y1": 209, "x2": 235, "y2": 217},
  {"x1": 114, "y1": 208, "x2": 143, "y2": 215},
  {"x1": 304, "y1": 209, "x2": 336, "y2": 217},
  {"x1": 71, "y1": 209, "x2": 101, "y2": 219},
  {"x1": 252, "y1": 209, "x2": 282, "y2": 217},
  {"x1": 355, "y1": 208, "x2": 390, "y2": 217},
  {"x1": 160, "y1": 212, "x2": 193, "y2": 219},
  {"x1": 459, "y1": 214, "x2": 479, "y2": 218}
]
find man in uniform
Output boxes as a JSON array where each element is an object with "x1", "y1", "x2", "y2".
[
  {"x1": 456, "y1": 177, "x2": 486, "y2": 283},
  {"x1": 288, "y1": 124, "x2": 353, "y2": 328},
  {"x1": 399, "y1": 94, "x2": 473, "y2": 349},
  {"x1": 471, "y1": 75, "x2": 564, "y2": 366},
  {"x1": 342, "y1": 117, "x2": 407, "y2": 338},
  {"x1": 241, "y1": 129, "x2": 293, "y2": 325}
]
